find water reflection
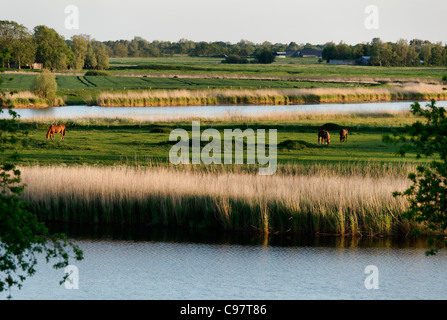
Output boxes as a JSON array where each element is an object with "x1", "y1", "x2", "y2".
[
  {"x1": 5, "y1": 101, "x2": 447, "y2": 121},
  {"x1": 2, "y1": 222, "x2": 442, "y2": 300},
  {"x1": 47, "y1": 222, "x2": 430, "y2": 250}
]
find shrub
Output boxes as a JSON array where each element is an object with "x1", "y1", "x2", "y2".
[
  {"x1": 278, "y1": 140, "x2": 314, "y2": 150},
  {"x1": 31, "y1": 70, "x2": 57, "y2": 100},
  {"x1": 222, "y1": 55, "x2": 249, "y2": 64},
  {"x1": 255, "y1": 48, "x2": 276, "y2": 64},
  {"x1": 442, "y1": 75, "x2": 447, "y2": 81},
  {"x1": 85, "y1": 70, "x2": 111, "y2": 76}
]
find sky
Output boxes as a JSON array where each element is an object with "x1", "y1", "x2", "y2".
[{"x1": 1, "y1": 0, "x2": 447, "y2": 45}]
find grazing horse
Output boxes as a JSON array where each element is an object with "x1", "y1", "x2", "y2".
[
  {"x1": 339, "y1": 129, "x2": 348, "y2": 142},
  {"x1": 318, "y1": 130, "x2": 330, "y2": 145},
  {"x1": 46, "y1": 125, "x2": 66, "y2": 141}
]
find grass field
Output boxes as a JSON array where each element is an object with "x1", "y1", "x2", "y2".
[
  {"x1": 1, "y1": 73, "x2": 363, "y2": 92},
  {"x1": 1, "y1": 113, "x2": 427, "y2": 167},
  {"x1": 2, "y1": 56, "x2": 447, "y2": 106},
  {"x1": 108, "y1": 56, "x2": 447, "y2": 80},
  {"x1": 1, "y1": 73, "x2": 376, "y2": 106}
]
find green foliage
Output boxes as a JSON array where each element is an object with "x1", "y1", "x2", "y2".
[
  {"x1": 84, "y1": 70, "x2": 111, "y2": 76},
  {"x1": 255, "y1": 48, "x2": 275, "y2": 64},
  {"x1": 33, "y1": 25, "x2": 74, "y2": 70},
  {"x1": 277, "y1": 139, "x2": 314, "y2": 150},
  {"x1": 31, "y1": 70, "x2": 57, "y2": 99},
  {"x1": 442, "y1": 75, "x2": 447, "y2": 81},
  {"x1": 0, "y1": 74, "x2": 83, "y2": 297},
  {"x1": 222, "y1": 55, "x2": 249, "y2": 64},
  {"x1": 384, "y1": 99, "x2": 447, "y2": 255}
]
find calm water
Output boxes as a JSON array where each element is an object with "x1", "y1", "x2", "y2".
[
  {"x1": 4, "y1": 101, "x2": 447, "y2": 121},
  {"x1": 2, "y1": 226, "x2": 446, "y2": 300}
]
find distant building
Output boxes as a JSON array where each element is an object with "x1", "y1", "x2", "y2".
[
  {"x1": 275, "y1": 52, "x2": 287, "y2": 58},
  {"x1": 294, "y1": 49, "x2": 323, "y2": 58},
  {"x1": 30, "y1": 62, "x2": 43, "y2": 70},
  {"x1": 356, "y1": 56, "x2": 371, "y2": 66}
]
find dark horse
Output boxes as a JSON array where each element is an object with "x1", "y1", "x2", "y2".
[
  {"x1": 46, "y1": 125, "x2": 66, "y2": 141},
  {"x1": 318, "y1": 130, "x2": 330, "y2": 145},
  {"x1": 339, "y1": 129, "x2": 348, "y2": 142}
]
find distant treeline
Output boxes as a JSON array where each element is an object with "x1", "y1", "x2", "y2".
[
  {"x1": 102, "y1": 38, "x2": 319, "y2": 59},
  {"x1": 1, "y1": 20, "x2": 447, "y2": 71},
  {"x1": 0, "y1": 20, "x2": 109, "y2": 71},
  {"x1": 101, "y1": 38, "x2": 447, "y2": 67},
  {"x1": 322, "y1": 38, "x2": 447, "y2": 67}
]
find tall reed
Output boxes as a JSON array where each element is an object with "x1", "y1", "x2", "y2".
[
  {"x1": 1, "y1": 91, "x2": 64, "y2": 108},
  {"x1": 19, "y1": 164, "x2": 416, "y2": 236},
  {"x1": 95, "y1": 84, "x2": 447, "y2": 107}
]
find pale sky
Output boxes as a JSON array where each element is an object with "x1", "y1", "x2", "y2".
[{"x1": 1, "y1": 0, "x2": 446, "y2": 45}]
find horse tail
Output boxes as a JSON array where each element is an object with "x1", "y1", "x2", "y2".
[{"x1": 46, "y1": 126, "x2": 51, "y2": 140}]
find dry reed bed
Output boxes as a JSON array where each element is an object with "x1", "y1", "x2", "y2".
[
  {"x1": 20, "y1": 165, "x2": 415, "y2": 236},
  {"x1": 1, "y1": 91, "x2": 64, "y2": 108},
  {"x1": 95, "y1": 84, "x2": 447, "y2": 107},
  {"x1": 21, "y1": 109, "x2": 421, "y2": 124}
]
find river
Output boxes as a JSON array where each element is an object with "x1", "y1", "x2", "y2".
[
  {"x1": 2, "y1": 225, "x2": 445, "y2": 300},
  {"x1": 4, "y1": 100, "x2": 447, "y2": 121}
]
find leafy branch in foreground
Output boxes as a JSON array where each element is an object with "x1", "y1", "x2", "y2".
[
  {"x1": 0, "y1": 73, "x2": 83, "y2": 298},
  {"x1": 383, "y1": 99, "x2": 447, "y2": 255}
]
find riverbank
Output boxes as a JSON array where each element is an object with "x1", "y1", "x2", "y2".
[
  {"x1": 20, "y1": 164, "x2": 418, "y2": 236},
  {"x1": 0, "y1": 91, "x2": 64, "y2": 108},
  {"x1": 96, "y1": 84, "x2": 447, "y2": 107}
]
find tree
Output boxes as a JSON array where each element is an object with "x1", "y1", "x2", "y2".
[
  {"x1": 84, "y1": 43, "x2": 98, "y2": 69},
  {"x1": 429, "y1": 43, "x2": 447, "y2": 66},
  {"x1": 383, "y1": 100, "x2": 447, "y2": 255},
  {"x1": 322, "y1": 42, "x2": 336, "y2": 62},
  {"x1": 31, "y1": 70, "x2": 58, "y2": 100},
  {"x1": 255, "y1": 48, "x2": 275, "y2": 64},
  {"x1": 92, "y1": 42, "x2": 109, "y2": 70},
  {"x1": 0, "y1": 48, "x2": 11, "y2": 68},
  {"x1": 71, "y1": 34, "x2": 89, "y2": 70},
  {"x1": 33, "y1": 25, "x2": 72, "y2": 70},
  {"x1": 0, "y1": 71, "x2": 83, "y2": 298},
  {"x1": 112, "y1": 42, "x2": 128, "y2": 57}
]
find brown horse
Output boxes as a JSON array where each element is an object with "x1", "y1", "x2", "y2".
[
  {"x1": 339, "y1": 129, "x2": 348, "y2": 142},
  {"x1": 46, "y1": 125, "x2": 66, "y2": 141},
  {"x1": 318, "y1": 130, "x2": 330, "y2": 145}
]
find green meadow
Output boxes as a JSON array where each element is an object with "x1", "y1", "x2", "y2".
[
  {"x1": 107, "y1": 56, "x2": 447, "y2": 79},
  {"x1": 3, "y1": 119, "x2": 425, "y2": 167},
  {"x1": 2, "y1": 56, "x2": 447, "y2": 106}
]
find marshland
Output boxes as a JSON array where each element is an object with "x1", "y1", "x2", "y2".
[
  {"x1": 4, "y1": 111, "x2": 447, "y2": 300},
  {"x1": 1, "y1": 37, "x2": 447, "y2": 300},
  {"x1": 0, "y1": 104, "x2": 438, "y2": 238},
  {"x1": 2, "y1": 55, "x2": 445, "y2": 239}
]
